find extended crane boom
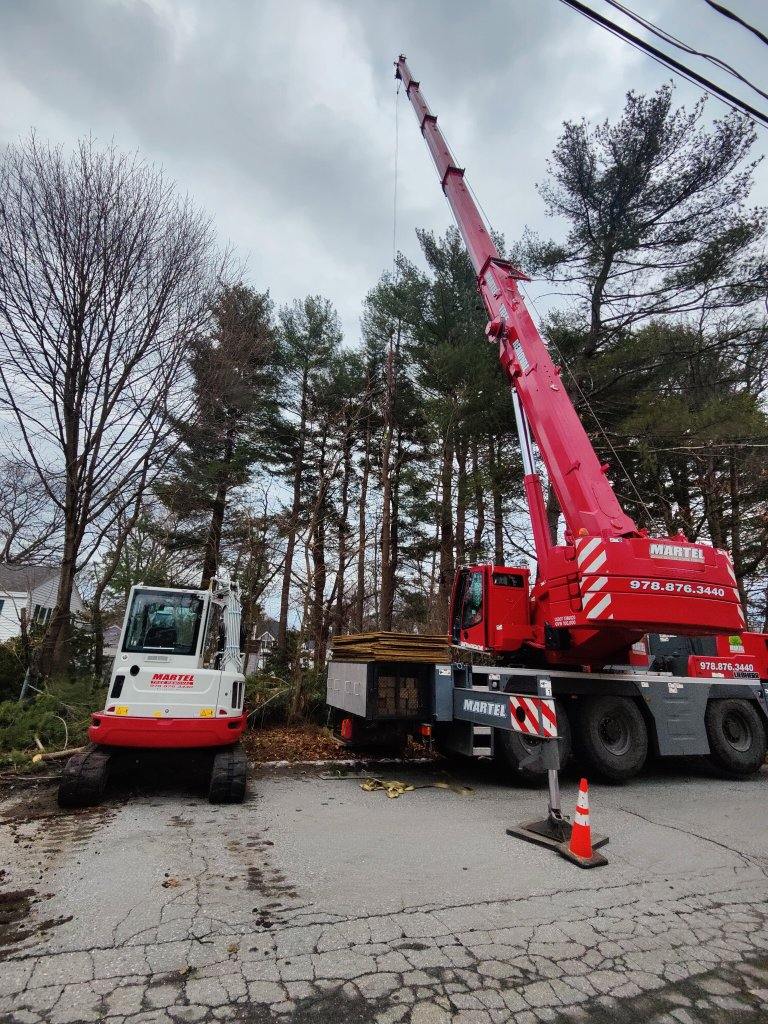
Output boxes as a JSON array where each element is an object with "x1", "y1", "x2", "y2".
[
  {"x1": 395, "y1": 56, "x2": 635, "y2": 546},
  {"x1": 395, "y1": 55, "x2": 745, "y2": 665}
]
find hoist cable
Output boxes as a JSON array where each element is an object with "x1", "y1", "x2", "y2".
[
  {"x1": 392, "y1": 78, "x2": 401, "y2": 277},
  {"x1": 520, "y1": 283, "x2": 656, "y2": 524}
]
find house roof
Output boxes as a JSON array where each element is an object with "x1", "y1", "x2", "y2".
[{"x1": 0, "y1": 563, "x2": 59, "y2": 594}]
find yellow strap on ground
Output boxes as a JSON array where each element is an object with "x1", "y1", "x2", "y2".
[
  {"x1": 360, "y1": 777, "x2": 415, "y2": 799},
  {"x1": 357, "y1": 777, "x2": 472, "y2": 799}
]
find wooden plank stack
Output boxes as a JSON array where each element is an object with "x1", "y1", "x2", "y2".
[{"x1": 330, "y1": 631, "x2": 450, "y2": 664}]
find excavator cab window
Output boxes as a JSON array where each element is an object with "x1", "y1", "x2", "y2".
[{"x1": 123, "y1": 589, "x2": 205, "y2": 656}]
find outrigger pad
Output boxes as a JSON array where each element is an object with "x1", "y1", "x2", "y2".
[
  {"x1": 507, "y1": 817, "x2": 609, "y2": 853},
  {"x1": 557, "y1": 842, "x2": 609, "y2": 869}
]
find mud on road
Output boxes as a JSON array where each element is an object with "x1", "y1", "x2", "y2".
[{"x1": 1, "y1": 759, "x2": 768, "y2": 1024}]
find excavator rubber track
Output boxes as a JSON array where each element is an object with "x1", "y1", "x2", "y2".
[
  {"x1": 58, "y1": 745, "x2": 112, "y2": 808},
  {"x1": 208, "y1": 743, "x2": 247, "y2": 804}
]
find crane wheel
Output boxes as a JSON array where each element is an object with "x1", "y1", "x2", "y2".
[
  {"x1": 58, "y1": 746, "x2": 111, "y2": 808},
  {"x1": 575, "y1": 695, "x2": 648, "y2": 783},
  {"x1": 208, "y1": 744, "x2": 247, "y2": 804},
  {"x1": 705, "y1": 699, "x2": 767, "y2": 776},
  {"x1": 494, "y1": 699, "x2": 573, "y2": 785}
]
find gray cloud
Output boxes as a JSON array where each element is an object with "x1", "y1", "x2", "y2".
[{"x1": 1, "y1": 0, "x2": 766, "y2": 339}]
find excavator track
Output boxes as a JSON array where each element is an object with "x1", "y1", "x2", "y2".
[
  {"x1": 208, "y1": 744, "x2": 247, "y2": 804},
  {"x1": 58, "y1": 745, "x2": 112, "y2": 808}
]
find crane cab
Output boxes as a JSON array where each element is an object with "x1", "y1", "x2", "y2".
[
  {"x1": 450, "y1": 565, "x2": 534, "y2": 655},
  {"x1": 89, "y1": 585, "x2": 246, "y2": 748}
]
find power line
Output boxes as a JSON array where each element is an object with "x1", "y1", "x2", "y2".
[
  {"x1": 603, "y1": 0, "x2": 768, "y2": 104},
  {"x1": 702, "y1": 0, "x2": 768, "y2": 48},
  {"x1": 556, "y1": 0, "x2": 768, "y2": 128}
]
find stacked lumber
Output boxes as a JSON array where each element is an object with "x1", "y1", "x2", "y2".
[{"x1": 331, "y1": 631, "x2": 450, "y2": 664}]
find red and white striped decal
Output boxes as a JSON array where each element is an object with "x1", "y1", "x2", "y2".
[
  {"x1": 576, "y1": 537, "x2": 614, "y2": 621},
  {"x1": 723, "y1": 555, "x2": 747, "y2": 627},
  {"x1": 508, "y1": 695, "x2": 558, "y2": 738}
]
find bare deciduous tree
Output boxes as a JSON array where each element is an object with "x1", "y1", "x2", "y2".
[
  {"x1": 0, "y1": 457, "x2": 61, "y2": 563},
  {"x1": 0, "y1": 135, "x2": 225, "y2": 677}
]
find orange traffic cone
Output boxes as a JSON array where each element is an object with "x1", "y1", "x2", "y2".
[{"x1": 558, "y1": 778, "x2": 608, "y2": 868}]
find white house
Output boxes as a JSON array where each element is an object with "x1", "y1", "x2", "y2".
[
  {"x1": 242, "y1": 620, "x2": 314, "y2": 673},
  {"x1": 0, "y1": 564, "x2": 86, "y2": 642},
  {"x1": 244, "y1": 622, "x2": 279, "y2": 673}
]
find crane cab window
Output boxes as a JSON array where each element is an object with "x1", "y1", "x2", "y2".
[
  {"x1": 123, "y1": 590, "x2": 205, "y2": 656},
  {"x1": 462, "y1": 571, "x2": 484, "y2": 628},
  {"x1": 492, "y1": 572, "x2": 525, "y2": 588}
]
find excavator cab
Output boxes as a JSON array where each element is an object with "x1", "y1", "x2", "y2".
[
  {"x1": 58, "y1": 581, "x2": 248, "y2": 809},
  {"x1": 451, "y1": 565, "x2": 533, "y2": 654}
]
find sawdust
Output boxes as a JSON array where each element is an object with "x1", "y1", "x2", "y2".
[{"x1": 243, "y1": 724, "x2": 346, "y2": 763}]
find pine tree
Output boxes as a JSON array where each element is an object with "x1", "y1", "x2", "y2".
[{"x1": 157, "y1": 284, "x2": 276, "y2": 587}]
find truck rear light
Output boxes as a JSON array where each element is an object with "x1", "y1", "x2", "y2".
[
  {"x1": 419, "y1": 724, "x2": 432, "y2": 737},
  {"x1": 106, "y1": 705, "x2": 115, "y2": 713},
  {"x1": 218, "y1": 709, "x2": 227, "y2": 715},
  {"x1": 340, "y1": 717, "x2": 354, "y2": 740}
]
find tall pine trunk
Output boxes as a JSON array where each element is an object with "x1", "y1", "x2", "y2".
[
  {"x1": 379, "y1": 327, "x2": 398, "y2": 629},
  {"x1": 355, "y1": 416, "x2": 371, "y2": 632},
  {"x1": 311, "y1": 435, "x2": 328, "y2": 668},
  {"x1": 455, "y1": 434, "x2": 468, "y2": 569},
  {"x1": 278, "y1": 368, "x2": 309, "y2": 653},
  {"x1": 435, "y1": 429, "x2": 455, "y2": 629},
  {"x1": 729, "y1": 452, "x2": 748, "y2": 610},
  {"x1": 333, "y1": 428, "x2": 353, "y2": 637},
  {"x1": 471, "y1": 439, "x2": 485, "y2": 560},
  {"x1": 201, "y1": 425, "x2": 236, "y2": 589},
  {"x1": 488, "y1": 436, "x2": 505, "y2": 566}
]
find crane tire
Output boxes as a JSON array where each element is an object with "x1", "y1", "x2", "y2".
[
  {"x1": 575, "y1": 696, "x2": 647, "y2": 783},
  {"x1": 58, "y1": 746, "x2": 111, "y2": 808},
  {"x1": 209, "y1": 744, "x2": 247, "y2": 804},
  {"x1": 705, "y1": 699, "x2": 767, "y2": 776},
  {"x1": 495, "y1": 699, "x2": 572, "y2": 785}
]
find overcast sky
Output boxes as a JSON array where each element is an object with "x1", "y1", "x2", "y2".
[{"x1": 1, "y1": 0, "x2": 766, "y2": 341}]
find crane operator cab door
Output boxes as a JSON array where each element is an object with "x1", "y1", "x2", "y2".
[
  {"x1": 451, "y1": 567, "x2": 487, "y2": 650},
  {"x1": 451, "y1": 565, "x2": 532, "y2": 654}
]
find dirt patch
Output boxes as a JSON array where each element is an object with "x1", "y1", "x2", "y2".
[{"x1": 0, "y1": 780, "x2": 60, "y2": 826}]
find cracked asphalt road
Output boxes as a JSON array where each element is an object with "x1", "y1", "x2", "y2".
[{"x1": 1, "y1": 758, "x2": 768, "y2": 1024}]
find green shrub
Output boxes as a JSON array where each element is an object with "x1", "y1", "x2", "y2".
[
  {"x1": 0, "y1": 675, "x2": 106, "y2": 759},
  {"x1": 244, "y1": 667, "x2": 328, "y2": 726}
]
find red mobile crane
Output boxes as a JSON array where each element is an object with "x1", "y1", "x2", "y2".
[
  {"x1": 325, "y1": 59, "x2": 768, "y2": 784},
  {"x1": 394, "y1": 56, "x2": 744, "y2": 670}
]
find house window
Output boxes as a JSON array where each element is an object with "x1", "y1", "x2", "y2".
[{"x1": 32, "y1": 605, "x2": 52, "y2": 626}]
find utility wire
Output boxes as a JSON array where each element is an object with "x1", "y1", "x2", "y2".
[
  {"x1": 702, "y1": 0, "x2": 768, "y2": 48},
  {"x1": 556, "y1": 0, "x2": 768, "y2": 128},
  {"x1": 604, "y1": 0, "x2": 768, "y2": 104}
]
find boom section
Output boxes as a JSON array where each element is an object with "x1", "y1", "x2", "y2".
[{"x1": 395, "y1": 55, "x2": 637, "y2": 540}]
